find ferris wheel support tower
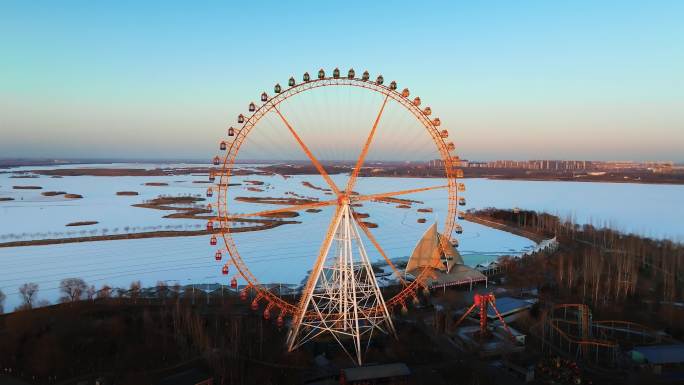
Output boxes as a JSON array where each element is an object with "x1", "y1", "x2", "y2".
[{"x1": 286, "y1": 201, "x2": 396, "y2": 365}]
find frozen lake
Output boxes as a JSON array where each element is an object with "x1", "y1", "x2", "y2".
[{"x1": 1, "y1": 163, "x2": 683, "y2": 311}]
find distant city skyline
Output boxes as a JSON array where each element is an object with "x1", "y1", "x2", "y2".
[{"x1": 1, "y1": 1, "x2": 683, "y2": 162}]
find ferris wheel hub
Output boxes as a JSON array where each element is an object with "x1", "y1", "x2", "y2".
[{"x1": 338, "y1": 195, "x2": 351, "y2": 206}]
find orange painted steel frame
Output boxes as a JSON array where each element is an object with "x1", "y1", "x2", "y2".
[
  {"x1": 542, "y1": 304, "x2": 654, "y2": 351},
  {"x1": 214, "y1": 74, "x2": 460, "y2": 320},
  {"x1": 453, "y1": 293, "x2": 516, "y2": 341}
]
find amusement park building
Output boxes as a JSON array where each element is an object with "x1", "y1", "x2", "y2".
[
  {"x1": 340, "y1": 363, "x2": 410, "y2": 385},
  {"x1": 630, "y1": 344, "x2": 684, "y2": 374},
  {"x1": 406, "y1": 223, "x2": 486, "y2": 290}
]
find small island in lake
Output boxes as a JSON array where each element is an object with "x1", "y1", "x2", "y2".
[
  {"x1": 66, "y1": 221, "x2": 99, "y2": 227},
  {"x1": 42, "y1": 191, "x2": 67, "y2": 196}
]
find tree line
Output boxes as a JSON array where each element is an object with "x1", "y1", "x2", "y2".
[
  {"x1": 475, "y1": 208, "x2": 684, "y2": 305},
  {"x1": 0, "y1": 279, "x2": 202, "y2": 313}
]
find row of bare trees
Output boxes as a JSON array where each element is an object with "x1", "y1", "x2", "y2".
[
  {"x1": 5, "y1": 279, "x2": 213, "y2": 312},
  {"x1": 478, "y1": 208, "x2": 684, "y2": 305}
]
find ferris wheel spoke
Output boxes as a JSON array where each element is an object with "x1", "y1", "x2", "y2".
[
  {"x1": 352, "y1": 214, "x2": 407, "y2": 286},
  {"x1": 352, "y1": 184, "x2": 448, "y2": 203},
  {"x1": 272, "y1": 105, "x2": 342, "y2": 197},
  {"x1": 345, "y1": 94, "x2": 390, "y2": 193},
  {"x1": 230, "y1": 199, "x2": 338, "y2": 218}
]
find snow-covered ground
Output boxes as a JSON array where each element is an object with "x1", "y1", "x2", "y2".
[{"x1": 1, "y1": 163, "x2": 682, "y2": 311}]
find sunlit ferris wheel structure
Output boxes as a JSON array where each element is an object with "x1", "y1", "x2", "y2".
[{"x1": 208, "y1": 68, "x2": 465, "y2": 365}]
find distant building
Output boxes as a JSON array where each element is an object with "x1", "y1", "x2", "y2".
[
  {"x1": 340, "y1": 363, "x2": 410, "y2": 385},
  {"x1": 157, "y1": 368, "x2": 213, "y2": 385},
  {"x1": 427, "y1": 158, "x2": 678, "y2": 174},
  {"x1": 483, "y1": 296, "x2": 537, "y2": 325},
  {"x1": 630, "y1": 344, "x2": 684, "y2": 375}
]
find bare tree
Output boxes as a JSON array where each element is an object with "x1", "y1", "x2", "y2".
[
  {"x1": 19, "y1": 282, "x2": 39, "y2": 309},
  {"x1": 97, "y1": 284, "x2": 112, "y2": 299},
  {"x1": 0, "y1": 289, "x2": 5, "y2": 314},
  {"x1": 86, "y1": 285, "x2": 96, "y2": 300},
  {"x1": 130, "y1": 280, "x2": 141, "y2": 303},
  {"x1": 169, "y1": 282, "x2": 182, "y2": 303},
  {"x1": 59, "y1": 278, "x2": 87, "y2": 303},
  {"x1": 156, "y1": 281, "x2": 168, "y2": 303}
]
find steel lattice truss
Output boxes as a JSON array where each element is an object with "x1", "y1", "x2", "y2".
[{"x1": 286, "y1": 203, "x2": 395, "y2": 365}]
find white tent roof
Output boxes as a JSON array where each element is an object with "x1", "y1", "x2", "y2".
[{"x1": 406, "y1": 223, "x2": 463, "y2": 274}]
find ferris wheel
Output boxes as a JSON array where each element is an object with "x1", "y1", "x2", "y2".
[{"x1": 209, "y1": 68, "x2": 463, "y2": 365}]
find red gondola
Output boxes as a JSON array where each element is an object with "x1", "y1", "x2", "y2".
[
  {"x1": 212, "y1": 156, "x2": 220, "y2": 165},
  {"x1": 222, "y1": 265, "x2": 229, "y2": 275},
  {"x1": 230, "y1": 277, "x2": 238, "y2": 289},
  {"x1": 206, "y1": 220, "x2": 214, "y2": 231},
  {"x1": 206, "y1": 187, "x2": 213, "y2": 197},
  {"x1": 208, "y1": 172, "x2": 215, "y2": 182},
  {"x1": 215, "y1": 250, "x2": 222, "y2": 261},
  {"x1": 210, "y1": 235, "x2": 217, "y2": 245},
  {"x1": 251, "y1": 300, "x2": 259, "y2": 311},
  {"x1": 413, "y1": 97, "x2": 421, "y2": 106}
]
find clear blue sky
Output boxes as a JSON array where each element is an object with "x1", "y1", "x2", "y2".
[{"x1": 1, "y1": 1, "x2": 682, "y2": 161}]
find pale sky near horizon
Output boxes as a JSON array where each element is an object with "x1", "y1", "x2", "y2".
[{"x1": 1, "y1": 1, "x2": 682, "y2": 162}]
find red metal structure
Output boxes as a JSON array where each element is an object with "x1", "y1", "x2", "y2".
[{"x1": 453, "y1": 293, "x2": 515, "y2": 340}]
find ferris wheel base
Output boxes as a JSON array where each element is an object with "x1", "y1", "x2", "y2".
[{"x1": 285, "y1": 203, "x2": 396, "y2": 366}]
